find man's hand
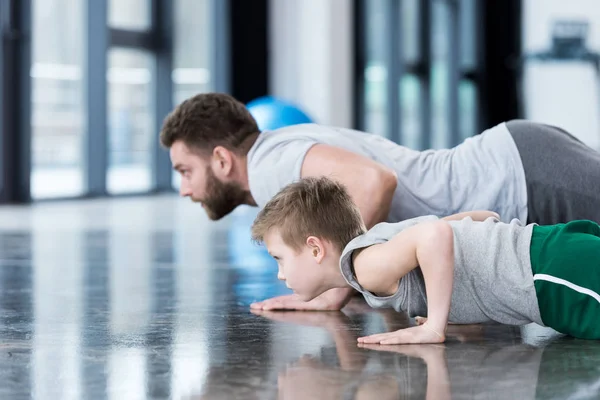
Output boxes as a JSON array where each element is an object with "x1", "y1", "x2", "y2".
[
  {"x1": 250, "y1": 287, "x2": 355, "y2": 311},
  {"x1": 357, "y1": 324, "x2": 446, "y2": 345}
]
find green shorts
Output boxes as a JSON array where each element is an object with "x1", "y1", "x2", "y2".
[{"x1": 530, "y1": 220, "x2": 600, "y2": 339}]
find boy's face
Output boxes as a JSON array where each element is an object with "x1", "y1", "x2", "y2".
[{"x1": 263, "y1": 230, "x2": 330, "y2": 301}]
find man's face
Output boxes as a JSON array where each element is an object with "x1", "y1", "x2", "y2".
[{"x1": 170, "y1": 141, "x2": 247, "y2": 220}]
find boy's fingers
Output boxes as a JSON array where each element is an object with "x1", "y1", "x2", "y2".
[
  {"x1": 358, "y1": 343, "x2": 410, "y2": 352},
  {"x1": 357, "y1": 333, "x2": 391, "y2": 343},
  {"x1": 379, "y1": 333, "x2": 413, "y2": 345},
  {"x1": 263, "y1": 301, "x2": 284, "y2": 310},
  {"x1": 357, "y1": 337, "x2": 380, "y2": 344}
]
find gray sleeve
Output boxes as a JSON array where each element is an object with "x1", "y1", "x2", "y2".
[
  {"x1": 247, "y1": 139, "x2": 317, "y2": 208},
  {"x1": 339, "y1": 215, "x2": 440, "y2": 291}
]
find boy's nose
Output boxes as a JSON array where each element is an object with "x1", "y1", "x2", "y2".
[{"x1": 277, "y1": 271, "x2": 285, "y2": 281}]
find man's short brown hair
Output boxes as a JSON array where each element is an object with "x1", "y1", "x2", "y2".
[
  {"x1": 251, "y1": 177, "x2": 367, "y2": 253},
  {"x1": 160, "y1": 92, "x2": 259, "y2": 154}
]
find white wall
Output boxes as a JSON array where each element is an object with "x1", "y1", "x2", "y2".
[
  {"x1": 523, "y1": 0, "x2": 600, "y2": 52},
  {"x1": 269, "y1": 0, "x2": 354, "y2": 128},
  {"x1": 522, "y1": 0, "x2": 600, "y2": 150}
]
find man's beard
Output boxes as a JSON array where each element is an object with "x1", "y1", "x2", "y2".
[{"x1": 193, "y1": 167, "x2": 249, "y2": 220}]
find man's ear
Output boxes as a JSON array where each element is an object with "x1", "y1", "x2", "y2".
[{"x1": 212, "y1": 146, "x2": 234, "y2": 178}]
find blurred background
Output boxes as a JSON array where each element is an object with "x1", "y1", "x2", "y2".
[
  {"x1": 1, "y1": 0, "x2": 599, "y2": 204},
  {"x1": 2, "y1": 1, "x2": 600, "y2": 398}
]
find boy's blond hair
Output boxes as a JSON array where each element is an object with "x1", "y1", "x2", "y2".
[{"x1": 251, "y1": 177, "x2": 367, "y2": 252}]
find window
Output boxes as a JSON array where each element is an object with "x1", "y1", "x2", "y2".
[
  {"x1": 357, "y1": 0, "x2": 482, "y2": 149},
  {"x1": 400, "y1": 74, "x2": 422, "y2": 149},
  {"x1": 172, "y1": 0, "x2": 213, "y2": 105},
  {"x1": 430, "y1": 0, "x2": 450, "y2": 149},
  {"x1": 108, "y1": 0, "x2": 151, "y2": 31},
  {"x1": 361, "y1": 0, "x2": 389, "y2": 138},
  {"x1": 30, "y1": 0, "x2": 85, "y2": 199},
  {"x1": 4, "y1": 0, "x2": 226, "y2": 203},
  {"x1": 107, "y1": 48, "x2": 154, "y2": 194},
  {"x1": 171, "y1": 0, "x2": 214, "y2": 190},
  {"x1": 459, "y1": 0, "x2": 478, "y2": 141}
]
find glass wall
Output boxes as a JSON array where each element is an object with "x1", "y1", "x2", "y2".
[
  {"x1": 171, "y1": 0, "x2": 214, "y2": 190},
  {"x1": 108, "y1": 0, "x2": 151, "y2": 31},
  {"x1": 30, "y1": 0, "x2": 85, "y2": 199},
  {"x1": 400, "y1": 0, "x2": 423, "y2": 150},
  {"x1": 459, "y1": 0, "x2": 478, "y2": 142},
  {"x1": 358, "y1": 0, "x2": 481, "y2": 149},
  {"x1": 430, "y1": 0, "x2": 450, "y2": 149},
  {"x1": 361, "y1": 0, "x2": 389, "y2": 139},
  {"x1": 172, "y1": 0, "x2": 213, "y2": 106},
  {"x1": 107, "y1": 48, "x2": 154, "y2": 194},
  {"x1": 19, "y1": 0, "x2": 220, "y2": 200}
]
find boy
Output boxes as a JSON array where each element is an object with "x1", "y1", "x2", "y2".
[{"x1": 250, "y1": 177, "x2": 600, "y2": 344}]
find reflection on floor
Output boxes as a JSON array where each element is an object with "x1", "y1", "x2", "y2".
[{"x1": 0, "y1": 194, "x2": 599, "y2": 399}]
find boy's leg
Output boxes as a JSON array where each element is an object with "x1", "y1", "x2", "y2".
[
  {"x1": 530, "y1": 220, "x2": 600, "y2": 339},
  {"x1": 507, "y1": 120, "x2": 600, "y2": 224}
]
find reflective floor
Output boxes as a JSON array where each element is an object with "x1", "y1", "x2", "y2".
[{"x1": 0, "y1": 194, "x2": 599, "y2": 399}]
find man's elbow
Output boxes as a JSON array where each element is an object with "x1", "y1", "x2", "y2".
[
  {"x1": 355, "y1": 166, "x2": 398, "y2": 228},
  {"x1": 370, "y1": 167, "x2": 398, "y2": 198}
]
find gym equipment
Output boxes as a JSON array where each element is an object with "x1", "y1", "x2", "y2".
[
  {"x1": 520, "y1": 20, "x2": 600, "y2": 151},
  {"x1": 246, "y1": 96, "x2": 313, "y2": 131}
]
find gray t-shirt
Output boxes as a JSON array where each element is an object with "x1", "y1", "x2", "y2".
[
  {"x1": 339, "y1": 216, "x2": 544, "y2": 326},
  {"x1": 246, "y1": 122, "x2": 528, "y2": 223}
]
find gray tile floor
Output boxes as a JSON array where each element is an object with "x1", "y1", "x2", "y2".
[{"x1": 0, "y1": 195, "x2": 599, "y2": 399}]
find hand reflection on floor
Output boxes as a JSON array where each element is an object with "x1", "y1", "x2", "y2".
[{"x1": 251, "y1": 299, "x2": 600, "y2": 400}]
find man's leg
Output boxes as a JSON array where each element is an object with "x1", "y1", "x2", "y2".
[{"x1": 507, "y1": 120, "x2": 600, "y2": 224}]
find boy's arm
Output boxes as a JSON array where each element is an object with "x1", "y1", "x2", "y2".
[
  {"x1": 441, "y1": 210, "x2": 499, "y2": 222},
  {"x1": 354, "y1": 220, "x2": 455, "y2": 344}
]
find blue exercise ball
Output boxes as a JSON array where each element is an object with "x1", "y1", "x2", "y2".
[{"x1": 246, "y1": 96, "x2": 313, "y2": 131}]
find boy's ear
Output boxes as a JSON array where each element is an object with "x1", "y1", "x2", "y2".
[{"x1": 306, "y1": 236, "x2": 325, "y2": 263}]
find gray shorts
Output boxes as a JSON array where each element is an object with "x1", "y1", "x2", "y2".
[{"x1": 507, "y1": 120, "x2": 600, "y2": 224}]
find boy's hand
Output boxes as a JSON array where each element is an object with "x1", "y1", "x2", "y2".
[
  {"x1": 357, "y1": 324, "x2": 445, "y2": 345},
  {"x1": 357, "y1": 343, "x2": 446, "y2": 360},
  {"x1": 250, "y1": 287, "x2": 355, "y2": 311}
]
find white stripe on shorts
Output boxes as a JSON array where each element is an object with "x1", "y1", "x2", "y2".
[{"x1": 533, "y1": 273, "x2": 600, "y2": 305}]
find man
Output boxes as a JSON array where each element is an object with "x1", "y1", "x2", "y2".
[{"x1": 160, "y1": 92, "x2": 600, "y2": 311}]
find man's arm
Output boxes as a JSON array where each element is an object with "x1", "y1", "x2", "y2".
[
  {"x1": 442, "y1": 210, "x2": 499, "y2": 222},
  {"x1": 301, "y1": 144, "x2": 398, "y2": 229},
  {"x1": 250, "y1": 287, "x2": 354, "y2": 311},
  {"x1": 354, "y1": 220, "x2": 455, "y2": 344}
]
